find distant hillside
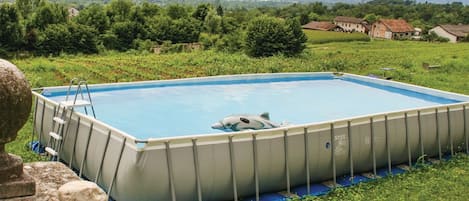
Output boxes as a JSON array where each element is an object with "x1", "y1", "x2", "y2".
[{"x1": 1, "y1": 0, "x2": 467, "y2": 7}]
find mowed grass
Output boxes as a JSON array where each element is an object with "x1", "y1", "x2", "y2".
[
  {"x1": 304, "y1": 29, "x2": 370, "y2": 44},
  {"x1": 6, "y1": 40, "x2": 469, "y2": 200}
]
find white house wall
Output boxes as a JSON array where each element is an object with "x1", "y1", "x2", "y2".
[{"x1": 430, "y1": 26, "x2": 457, "y2": 43}]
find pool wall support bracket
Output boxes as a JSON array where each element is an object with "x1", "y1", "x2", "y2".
[
  {"x1": 348, "y1": 121, "x2": 354, "y2": 181},
  {"x1": 253, "y1": 134, "x2": 260, "y2": 201},
  {"x1": 447, "y1": 107, "x2": 454, "y2": 156},
  {"x1": 192, "y1": 139, "x2": 203, "y2": 201},
  {"x1": 405, "y1": 113, "x2": 412, "y2": 167},
  {"x1": 107, "y1": 137, "x2": 126, "y2": 200},
  {"x1": 370, "y1": 117, "x2": 377, "y2": 177},
  {"x1": 69, "y1": 117, "x2": 81, "y2": 168},
  {"x1": 304, "y1": 127, "x2": 311, "y2": 195},
  {"x1": 284, "y1": 130, "x2": 290, "y2": 194},
  {"x1": 165, "y1": 141, "x2": 177, "y2": 201},
  {"x1": 79, "y1": 123, "x2": 94, "y2": 177},
  {"x1": 95, "y1": 130, "x2": 111, "y2": 183},
  {"x1": 38, "y1": 100, "x2": 46, "y2": 149},
  {"x1": 464, "y1": 105, "x2": 468, "y2": 154},
  {"x1": 31, "y1": 96, "x2": 39, "y2": 150},
  {"x1": 436, "y1": 109, "x2": 442, "y2": 160},
  {"x1": 228, "y1": 135, "x2": 238, "y2": 201},
  {"x1": 418, "y1": 111, "x2": 424, "y2": 160},
  {"x1": 385, "y1": 115, "x2": 392, "y2": 174},
  {"x1": 330, "y1": 123, "x2": 337, "y2": 187}
]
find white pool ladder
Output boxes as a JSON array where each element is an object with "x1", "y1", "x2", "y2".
[{"x1": 46, "y1": 78, "x2": 96, "y2": 161}]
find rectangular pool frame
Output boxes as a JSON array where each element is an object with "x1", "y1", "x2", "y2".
[{"x1": 32, "y1": 73, "x2": 469, "y2": 201}]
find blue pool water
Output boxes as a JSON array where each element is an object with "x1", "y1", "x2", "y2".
[{"x1": 45, "y1": 75, "x2": 460, "y2": 139}]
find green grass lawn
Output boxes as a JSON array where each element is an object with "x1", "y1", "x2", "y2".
[
  {"x1": 304, "y1": 30, "x2": 370, "y2": 44},
  {"x1": 6, "y1": 40, "x2": 469, "y2": 200}
]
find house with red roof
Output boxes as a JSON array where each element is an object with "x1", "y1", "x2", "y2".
[
  {"x1": 429, "y1": 24, "x2": 469, "y2": 43},
  {"x1": 302, "y1": 21, "x2": 344, "y2": 32},
  {"x1": 334, "y1": 16, "x2": 370, "y2": 34},
  {"x1": 370, "y1": 19, "x2": 414, "y2": 40}
]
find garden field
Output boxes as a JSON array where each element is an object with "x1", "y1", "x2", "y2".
[
  {"x1": 303, "y1": 30, "x2": 370, "y2": 44},
  {"x1": 6, "y1": 40, "x2": 469, "y2": 200}
]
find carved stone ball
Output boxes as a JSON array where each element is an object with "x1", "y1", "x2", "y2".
[{"x1": 0, "y1": 59, "x2": 32, "y2": 145}]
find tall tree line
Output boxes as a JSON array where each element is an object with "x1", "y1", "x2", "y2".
[{"x1": 1, "y1": 0, "x2": 468, "y2": 56}]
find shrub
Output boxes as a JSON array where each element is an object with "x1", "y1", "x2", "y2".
[
  {"x1": 245, "y1": 16, "x2": 306, "y2": 57},
  {"x1": 216, "y1": 30, "x2": 245, "y2": 52},
  {"x1": 36, "y1": 23, "x2": 98, "y2": 55}
]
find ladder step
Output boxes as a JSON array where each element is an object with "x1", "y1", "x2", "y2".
[
  {"x1": 45, "y1": 147, "x2": 58, "y2": 156},
  {"x1": 53, "y1": 117, "x2": 66, "y2": 124},
  {"x1": 60, "y1": 100, "x2": 91, "y2": 107},
  {"x1": 49, "y1": 132, "x2": 62, "y2": 140}
]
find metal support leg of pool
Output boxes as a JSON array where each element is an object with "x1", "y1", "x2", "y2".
[
  {"x1": 370, "y1": 117, "x2": 377, "y2": 177},
  {"x1": 192, "y1": 139, "x2": 203, "y2": 201},
  {"x1": 38, "y1": 100, "x2": 46, "y2": 147},
  {"x1": 464, "y1": 105, "x2": 468, "y2": 154},
  {"x1": 165, "y1": 141, "x2": 177, "y2": 201},
  {"x1": 69, "y1": 117, "x2": 81, "y2": 168},
  {"x1": 304, "y1": 127, "x2": 310, "y2": 195},
  {"x1": 330, "y1": 123, "x2": 337, "y2": 187},
  {"x1": 284, "y1": 130, "x2": 290, "y2": 193},
  {"x1": 405, "y1": 113, "x2": 412, "y2": 167},
  {"x1": 348, "y1": 121, "x2": 354, "y2": 180},
  {"x1": 95, "y1": 130, "x2": 112, "y2": 183},
  {"x1": 385, "y1": 115, "x2": 392, "y2": 174},
  {"x1": 447, "y1": 107, "x2": 454, "y2": 156},
  {"x1": 436, "y1": 108, "x2": 442, "y2": 161},
  {"x1": 31, "y1": 97, "x2": 39, "y2": 149},
  {"x1": 228, "y1": 135, "x2": 238, "y2": 201},
  {"x1": 418, "y1": 111, "x2": 424, "y2": 159},
  {"x1": 107, "y1": 137, "x2": 126, "y2": 200},
  {"x1": 253, "y1": 134, "x2": 260, "y2": 201},
  {"x1": 79, "y1": 123, "x2": 94, "y2": 177}
]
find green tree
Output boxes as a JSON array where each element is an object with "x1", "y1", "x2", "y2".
[
  {"x1": 146, "y1": 16, "x2": 200, "y2": 44},
  {"x1": 204, "y1": 10, "x2": 221, "y2": 34},
  {"x1": 0, "y1": 4, "x2": 24, "y2": 50},
  {"x1": 75, "y1": 4, "x2": 110, "y2": 34},
  {"x1": 15, "y1": 0, "x2": 32, "y2": 19},
  {"x1": 106, "y1": 0, "x2": 133, "y2": 23},
  {"x1": 36, "y1": 22, "x2": 98, "y2": 55},
  {"x1": 283, "y1": 18, "x2": 307, "y2": 56},
  {"x1": 364, "y1": 13, "x2": 378, "y2": 24},
  {"x1": 109, "y1": 21, "x2": 140, "y2": 51},
  {"x1": 192, "y1": 4, "x2": 211, "y2": 21},
  {"x1": 299, "y1": 13, "x2": 310, "y2": 25},
  {"x1": 140, "y1": 2, "x2": 161, "y2": 18},
  {"x1": 68, "y1": 23, "x2": 99, "y2": 54},
  {"x1": 216, "y1": 5, "x2": 224, "y2": 16},
  {"x1": 166, "y1": 4, "x2": 188, "y2": 20},
  {"x1": 36, "y1": 23, "x2": 70, "y2": 55},
  {"x1": 245, "y1": 16, "x2": 306, "y2": 57},
  {"x1": 31, "y1": 2, "x2": 67, "y2": 30}
]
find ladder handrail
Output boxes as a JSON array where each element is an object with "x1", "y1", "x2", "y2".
[
  {"x1": 65, "y1": 78, "x2": 80, "y2": 102},
  {"x1": 45, "y1": 78, "x2": 96, "y2": 161}
]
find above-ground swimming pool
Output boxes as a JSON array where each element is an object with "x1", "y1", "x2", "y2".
[{"x1": 33, "y1": 73, "x2": 469, "y2": 201}]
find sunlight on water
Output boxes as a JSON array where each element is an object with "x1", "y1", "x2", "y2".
[{"x1": 48, "y1": 77, "x2": 459, "y2": 139}]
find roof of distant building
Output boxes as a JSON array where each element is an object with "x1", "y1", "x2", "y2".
[
  {"x1": 379, "y1": 19, "x2": 414, "y2": 33},
  {"x1": 438, "y1": 24, "x2": 469, "y2": 37},
  {"x1": 302, "y1": 21, "x2": 338, "y2": 31},
  {"x1": 334, "y1": 16, "x2": 365, "y2": 24}
]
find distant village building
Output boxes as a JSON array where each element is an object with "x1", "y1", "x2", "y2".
[
  {"x1": 68, "y1": 8, "x2": 79, "y2": 18},
  {"x1": 333, "y1": 16, "x2": 369, "y2": 34},
  {"x1": 370, "y1": 19, "x2": 414, "y2": 40},
  {"x1": 429, "y1": 24, "x2": 469, "y2": 43},
  {"x1": 302, "y1": 21, "x2": 343, "y2": 32}
]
